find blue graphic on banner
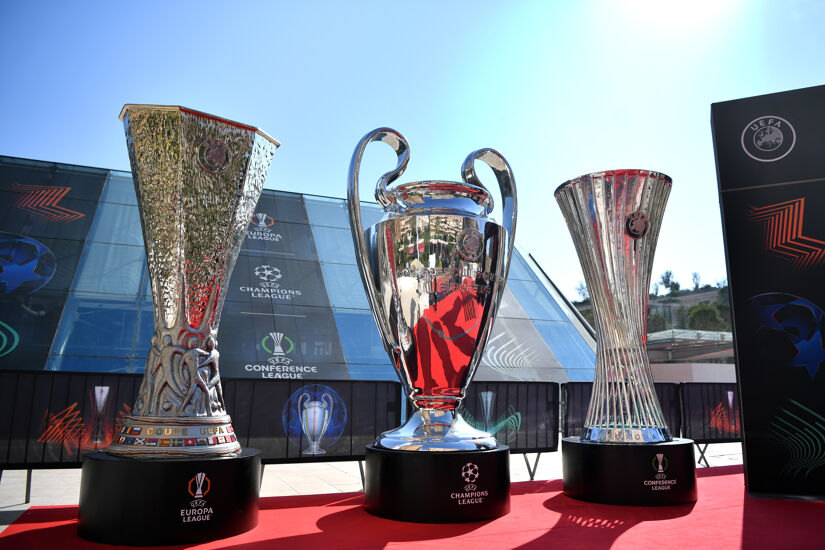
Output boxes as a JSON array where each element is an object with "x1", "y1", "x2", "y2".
[
  {"x1": 282, "y1": 384, "x2": 347, "y2": 455},
  {"x1": 0, "y1": 232, "x2": 56, "y2": 295},
  {"x1": 747, "y1": 293, "x2": 825, "y2": 381}
]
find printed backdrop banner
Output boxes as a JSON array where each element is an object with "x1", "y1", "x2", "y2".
[
  {"x1": 712, "y1": 84, "x2": 825, "y2": 499},
  {"x1": 0, "y1": 371, "x2": 402, "y2": 467},
  {"x1": 0, "y1": 159, "x2": 107, "y2": 371},
  {"x1": 459, "y1": 381, "x2": 560, "y2": 453}
]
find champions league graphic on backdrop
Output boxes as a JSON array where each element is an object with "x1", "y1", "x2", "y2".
[
  {"x1": 237, "y1": 264, "x2": 303, "y2": 301},
  {"x1": 0, "y1": 232, "x2": 56, "y2": 295},
  {"x1": 282, "y1": 384, "x2": 346, "y2": 456},
  {"x1": 746, "y1": 293, "x2": 825, "y2": 381}
]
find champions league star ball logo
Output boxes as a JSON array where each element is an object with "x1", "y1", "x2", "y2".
[
  {"x1": 254, "y1": 265, "x2": 282, "y2": 284},
  {"x1": 741, "y1": 116, "x2": 796, "y2": 162},
  {"x1": 461, "y1": 462, "x2": 479, "y2": 491},
  {"x1": 747, "y1": 293, "x2": 825, "y2": 381},
  {"x1": 0, "y1": 232, "x2": 56, "y2": 296}
]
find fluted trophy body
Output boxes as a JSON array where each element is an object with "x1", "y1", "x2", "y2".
[
  {"x1": 555, "y1": 170, "x2": 671, "y2": 443},
  {"x1": 348, "y1": 128, "x2": 516, "y2": 452},
  {"x1": 108, "y1": 105, "x2": 278, "y2": 457}
]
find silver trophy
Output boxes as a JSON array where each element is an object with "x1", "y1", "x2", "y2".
[
  {"x1": 555, "y1": 170, "x2": 672, "y2": 443},
  {"x1": 108, "y1": 104, "x2": 279, "y2": 457},
  {"x1": 348, "y1": 128, "x2": 517, "y2": 452},
  {"x1": 91, "y1": 386, "x2": 110, "y2": 445},
  {"x1": 299, "y1": 392, "x2": 333, "y2": 455}
]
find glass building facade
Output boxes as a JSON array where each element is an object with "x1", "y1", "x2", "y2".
[{"x1": 0, "y1": 156, "x2": 595, "y2": 383}]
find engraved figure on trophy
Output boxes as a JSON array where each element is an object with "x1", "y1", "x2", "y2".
[
  {"x1": 349, "y1": 127, "x2": 516, "y2": 522},
  {"x1": 299, "y1": 392, "x2": 333, "y2": 455}
]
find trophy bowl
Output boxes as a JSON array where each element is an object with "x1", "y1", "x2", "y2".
[{"x1": 348, "y1": 128, "x2": 515, "y2": 522}]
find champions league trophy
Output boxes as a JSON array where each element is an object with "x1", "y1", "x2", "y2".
[
  {"x1": 299, "y1": 392, "x2": 333, "y2": 455},
  {"x1": 555, "y1": 170, "x2": 697, "y2": 505},
  {"x1": 78, "y1": 105, "x2": 279, "y2": 544},
  {"x1": 349, "y1": 128, "x2": 515, "y2": 522}
]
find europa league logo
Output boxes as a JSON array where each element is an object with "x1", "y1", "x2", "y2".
[{"x1": 197, "y1": 138, "x2": 231, "y2": 173}]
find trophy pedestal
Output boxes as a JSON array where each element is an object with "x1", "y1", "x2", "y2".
[
  {"x1": 562, "y1": 437, "x2": 697, "y2": 505},
  {"x1": 78, "y1": 448, "x2": 261, "y2": 545},
  {"x1": 364, "y1": 444, "x2": 510, "y2": 523}
]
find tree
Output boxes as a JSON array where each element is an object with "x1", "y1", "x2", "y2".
[
  {"x1": 575, "y1": 281, "x2": 589, "y2": 302},
  {"x1": 651, "y1": 282, "x2": 661, "y2": 296},
  {"x1": 659, "y1": 270, "x2": 680, "y2": 294},
  {"x1": 647, "y1": 312, "x2": 671, "y2": 333},
  {"x1": 687, "y1": 303, "x2": 726, "y2": 331},
  {"x1": 692, "y1": 272, "x2": 701, "y2": 290}
]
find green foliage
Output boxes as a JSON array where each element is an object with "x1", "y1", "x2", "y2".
[
  {"x1": 647, "y1": 312, "x2": 671, "y2": 332},
  {"x1": 686, "y1": 303, "x2": 730, "y2": 331}
]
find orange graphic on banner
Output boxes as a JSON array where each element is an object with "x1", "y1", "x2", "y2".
[
  {"x1": 708, "y1": 401, "x2": 741, "y2": 434},
  {"x1": 38, "y1": 401, "x2": 131, "y2": 454},
  {"x1": 747, "y1": 198, "x2": 825, "y2": 269},
  {"x1": 8, "y1": 183, "x2": 85, "y2": 222}
]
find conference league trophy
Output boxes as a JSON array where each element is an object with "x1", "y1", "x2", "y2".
[
  {"x1": 348, "y1": 128, "x2": 515, "y2": 522},
  {"x1": 555, "y1": 170, "x2": 697, "y2": 505},
  {"x1": 78, "y1": 105, "x2": 279, "y2": 544}
]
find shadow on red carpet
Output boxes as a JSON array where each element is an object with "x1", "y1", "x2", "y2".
[{"x1": 2, "y1": 465, "x2": 824, "y2": 549}]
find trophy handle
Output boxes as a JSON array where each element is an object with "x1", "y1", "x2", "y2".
[
  {"x1": 461, "y1": 149, "x2": 518, "y2": 277},
  {"x1": 321, "y1": 392, "x2": 333, "y2": 437},
  {"x1": 298, "y1": 391, "x2": 310, "y2": 437},
  {"x1": 347, "y1": 128, "x2": 410, "y2": 348}
]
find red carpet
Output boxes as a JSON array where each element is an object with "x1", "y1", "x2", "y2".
[{"x1": 2, "y1": 465, "x2": 823, "y2": 549}]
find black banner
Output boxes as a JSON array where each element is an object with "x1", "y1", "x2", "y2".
[
  {"x1": 562, "y1": 382, "x2": 682, "y2": 439},
  {"x1": 0, "y1": 158, "x2": 107, "y2": 371},
  {"x1": 458, "y1": 381, "x2": 559, "y2": 453},
  {"x1": 0, "y1": 371, "x2": 402, "y2": 467},
  {"x1": 712, "y1": 84, "x2": 825, "y2": 499},
  {"x1": 680, "y1": 383, "x2": 741, "y2": 444}
]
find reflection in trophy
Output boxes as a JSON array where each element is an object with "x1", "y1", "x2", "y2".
[
  {"x1": 479, "y1": 391, "x2": 496, "y2": 433},
  {"x1": 91, "y1": 386, "x2": 110, "y2": 444},
  {"x1": 299, "y1": 392, "x2": 333, "y2": 455},
  {"x1": 108, "y1": 105, "x2": 279, "y2": 458},
  {"x1": 350, "y1": 128, "x2": 516, "y2": 521}
]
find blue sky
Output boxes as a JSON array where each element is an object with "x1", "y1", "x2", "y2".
[{"x1": 2, "y1": 1, "x2": 824, "y2": 300}]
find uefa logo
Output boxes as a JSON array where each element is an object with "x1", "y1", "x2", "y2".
[
  {"x1": 197, "y1": 139, "x2": 232, "y2": 173},
  {"x1": 456, "y1": 228, "x2": 484, "y2": 262},
  {"x1": 262, "y1": 332, "x2": 295, "y2": 365},
  {"x1": 741, "y1": 115, "x2": 796, "y2": 162}
]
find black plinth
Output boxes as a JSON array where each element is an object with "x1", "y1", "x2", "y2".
[
  {"x1": 364, "y1": 444, "x2": 510, "y2": 523},
  {"x1": 78, "y1": 448, "x2": 261, "y2": 545},
  {"x1": 562, "y1": 437, "x2": 697, "y2": 505}
]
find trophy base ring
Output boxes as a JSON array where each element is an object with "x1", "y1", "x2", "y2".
[
  {"x1": 562, "y1": 437, "x2": 698, "y2": 506},
  {"x1": 78, "y1": 448, "x2": 261, "y2": 545},
  {"x1": 364, "y1": 444, "x2": 510, "y2": 523}
]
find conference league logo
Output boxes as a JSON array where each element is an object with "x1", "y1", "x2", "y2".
[
  {"x1": 238, "y1": 263, "x2": 303, "y2": 301},
  {"x1": 245, "y1": 331, "x2": 319, "y2": 379},
  {"x1": 741, "y1": 115, "x2": 796, "y2": 162},
  {"x1": 450, "y1": 462, "x2": 488, "y2": 505},
  {"x1": 181, "y1": 472, "x2": 214, "y2": 523},
  {"x1": 643, "y1": 453, "x2": 677, "y2": 492}
]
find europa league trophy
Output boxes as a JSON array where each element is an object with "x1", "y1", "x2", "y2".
[
  {"x1": 78, "y1": 105, "x2": 279, "y2": 544},
  {"x1": 349, "y1": 128, "x2": 515, "y2": 522},
  {"x1": 555, "y1": 170, "x2": 697, "y2": 505}
]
